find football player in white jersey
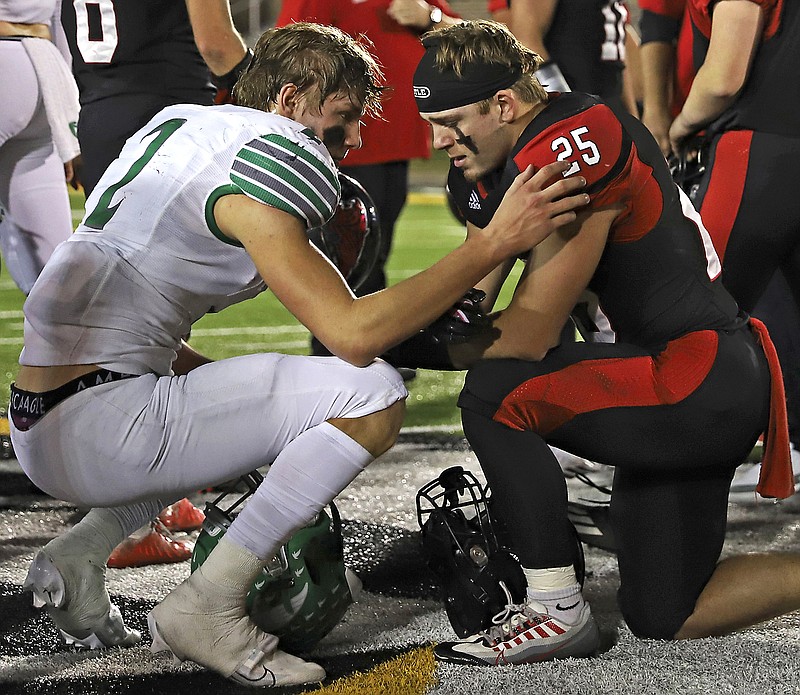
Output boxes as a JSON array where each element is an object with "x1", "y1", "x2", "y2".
[{"x1": 9, "y1": 22, "x2": 588, "y2": 687}]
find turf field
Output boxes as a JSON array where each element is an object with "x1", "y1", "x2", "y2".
[
  {"x1": 0, "y1": 184, "x2": 521, "y2": 430},
  {"x1": 3, "y1": 185, "x2": 800, "y2": 695}
]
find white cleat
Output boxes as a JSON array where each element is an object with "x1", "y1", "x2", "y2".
[
  {"x1": 147, "y1": 568, "x2": 326, "y2": 687},
  {"x1": 434, "y1": 596, "x2": 599, "y2": 666},
  {"x1": 24, "y1": 545, "x2": 141, "y2": 649}
]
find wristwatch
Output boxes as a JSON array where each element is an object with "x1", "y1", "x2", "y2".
[{"x1": 426, "y1": 5, "x2": 443, "y2": 30}]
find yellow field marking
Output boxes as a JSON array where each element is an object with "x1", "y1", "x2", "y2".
[
  {"x1": 407, "y1": 191, "x2": 445, "y2": 206},
  {"x1": 303, "y1": 646, "x2": 438, "y2": 695}
]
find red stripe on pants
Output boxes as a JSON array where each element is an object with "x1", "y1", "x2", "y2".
[
  {"x1": 699, "y1": 130, "x2": 753, "y2": 263},
  {"x1": 493, "y1": 331, "x2": 719, "y2": 434}
]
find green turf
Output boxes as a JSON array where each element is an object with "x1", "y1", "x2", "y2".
[{"x1": 0, "y1": 188, "x2": 521, "y2": 429}]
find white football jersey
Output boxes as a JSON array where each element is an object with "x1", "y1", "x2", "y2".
[{"x1": 21, "y1": 104, "x2": 340, "y2": 375}]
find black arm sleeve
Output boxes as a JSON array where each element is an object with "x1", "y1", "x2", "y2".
[{"x1": 639, "y1": 10, "x2": 681, "y2": 45}]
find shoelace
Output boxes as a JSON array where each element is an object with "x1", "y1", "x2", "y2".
[
  {"x1": 573, "y1": 471, "x2": 612, "y2": 504},
  {"x1": 480, "y1": 582, "x2": 544, "y2": 645}
]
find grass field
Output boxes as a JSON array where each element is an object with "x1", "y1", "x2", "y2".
[{"x1": 0, "y1": 185, "x2": 521, "y2": 429}]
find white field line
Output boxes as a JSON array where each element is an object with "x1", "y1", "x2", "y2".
[
  {"x1": 190, "y1": 325, "x2": 307, "y2": 337},
  {"x1": 217, "y1": 340, "x2": 310, "y2": 351},
  {"x1": 0, "y1": 323, "x2": 309, "y2": 346}
]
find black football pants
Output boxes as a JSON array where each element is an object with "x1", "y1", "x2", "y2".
[{"x1": 458, "y1": 325, "x2": 770, "y2": 639}]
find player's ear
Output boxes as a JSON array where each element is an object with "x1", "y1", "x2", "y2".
[
  {"x1": 275, "y1": 83, "x2": 301, "y2": 117},
  {"x1": 495, "y1": 90, "x2": 517, "y2": 123}
]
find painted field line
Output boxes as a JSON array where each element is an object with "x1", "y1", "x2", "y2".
[{"x1": 191, "y1": 324, "x2": 307, "y2": 337}]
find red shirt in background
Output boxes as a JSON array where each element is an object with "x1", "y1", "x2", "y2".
[{"x1": 276, "y1": 0, "x2": 459, "y2": 166}]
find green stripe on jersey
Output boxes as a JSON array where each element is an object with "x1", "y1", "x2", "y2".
[
  {"x1": 235, "y1": 149, "x2": 329, "y2": 220},
  {"x1": 232, "y1": 134, "x2": 339, "y2": 225}
]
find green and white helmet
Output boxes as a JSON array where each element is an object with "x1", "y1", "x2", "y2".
[{"x1": 191, "y1": 472, "x2": 361, "y2": 653}]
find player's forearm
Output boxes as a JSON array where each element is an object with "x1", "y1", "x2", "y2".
[
  {"x1": 186, "y1": 0, "x2": 248, "y2": 76},
  {"x1": 328, "y1": 235, "x2": 521, "y2": 366},
  {"x1": 640, "y1": 42, "x2": 675, "y2": 116},
  {"x1": 336, "y1": 166, "x2": 589, "y2": 365},
  {"x1": 673, "y1": 1, "x2": 762, "y2": 141},
  {"x1": 508, "y1": 0, "x2": 556, "y2": 57},
  {"x1": 639, "y1": 41, "x2": 677, "y2": 154},
  {"x1": 672, "y1": 72, "x2": 736, "y2": 137}
]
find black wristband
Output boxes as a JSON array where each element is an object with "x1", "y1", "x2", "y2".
[{"x1": 211, "y1": 48, "x2": 253, "y2": 92}]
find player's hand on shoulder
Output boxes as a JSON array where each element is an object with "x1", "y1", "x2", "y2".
[{"x1": 480, "y1": 161, "x2": 589, "y2": 259}]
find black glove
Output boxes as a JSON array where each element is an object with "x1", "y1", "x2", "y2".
[
  {"x1": 429, "y1": 288, "x2": 491, "y2": 344},
  {"x1": 383, "y1": 289, "x2": 492, "y2": 370},
  {"x1": 212, "y1": 49, "x2": 253, "y2": 105}
]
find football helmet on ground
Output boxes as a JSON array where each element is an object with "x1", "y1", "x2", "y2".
[
  {"x1": 191, "y1": 470, "x2": 358, "y2": 653},
  {"x1": 308, "y1": 173, "x2": 380, "y2": 293},
  {"x1": 417, "y1": 466, "x2": 585, "y2": 638}
]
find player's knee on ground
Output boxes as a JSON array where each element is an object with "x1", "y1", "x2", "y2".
[
  {"x1": 330, "y1": 398, "x2": 405, "y2": 458},
  {"x1": 618, "y1": 585, "x2": 691, "y2": 640}
]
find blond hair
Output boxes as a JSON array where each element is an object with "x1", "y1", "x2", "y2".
[{"x1": 234, "y1": 22, "x2": 384, "y2": 118}]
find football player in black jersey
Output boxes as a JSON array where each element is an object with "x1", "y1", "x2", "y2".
[
  {"x1": 404, "y1": 19, "x2": 800, "y2": 666},
  {"x1": 61, "y1": 0, "x2": 250, "y2": 196},
  {"x1": 670, "y1": 0, "x2": 800, "y2": 496}
]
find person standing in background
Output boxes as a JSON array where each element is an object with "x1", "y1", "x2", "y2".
[
  {"x1": 275, "y1": 0, "x2": 460, "y2": 315},
  {"x1": 508, "y1": 0, "x2": 639, "y2": 117},
  {"x1": 0, "y1": 0, "x2": 79, "y2": 294},
  {"x1": 58, "y1": 0, "x2": 252, "y2": 564},
  {"x1": 664, "y1": 0, "x2": 800, "y2": 496},
  {"x1": 0, "y1": 0, "x2": 80, "y2": 477},
  {"x1": 61, "y1": 0, "x2": 250, "y2": 197}
]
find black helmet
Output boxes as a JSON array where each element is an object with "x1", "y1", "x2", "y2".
[{"x1": 417, "y1": 465, "x2": 586, "y2": 638}]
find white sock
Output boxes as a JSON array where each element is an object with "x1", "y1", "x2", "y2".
[
  {"x1": 225, "y1": 421, "x2": 373, "y2": 560},
  {"x1": 526, "y1": 583, "x2": 585, "y2": 625},
  {"x1": 523, "y1": 565, "x2": 577, "y2": 591},
  {"x1": 57, "y1": 505, "x2": 160, "y2": 563},
  {"x1": 199, "y1": 537, "x2": 264, "y2": 594},
  {"x1": 105, "y1": 499, "x2": 167, "y2": 542}
]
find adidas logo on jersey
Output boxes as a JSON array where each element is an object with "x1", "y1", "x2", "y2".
[{"x1": 468, "y1": 190, "x2": 481, "y2": 211}]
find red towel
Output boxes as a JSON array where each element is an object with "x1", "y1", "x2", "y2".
[{"x1": 749, "y1": 318, "x2": 794, "y2": 499}]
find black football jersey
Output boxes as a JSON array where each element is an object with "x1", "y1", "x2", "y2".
[
  {"x1": 448, "y1": 92, "x2": 743, "y2": 347},
  {"x1": 688, "y1": 0, "x2": 800, "y2": 137},
  {"x1": 61, "y1": 0, "x2": 214, "y2": 106},
  {"x1": 545, "y1": 0, "x2": 628, "y2": 104}
]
